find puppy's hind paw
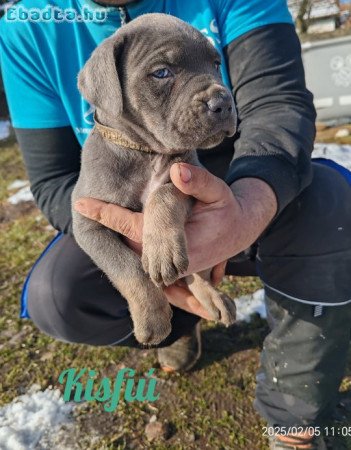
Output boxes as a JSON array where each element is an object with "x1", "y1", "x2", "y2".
[
  {"x1": 218, "y1": 293, "x2": 236, "y2": 327},
  {"x1": 133, "y1": 307, "x2": 173, "y2": 346}
]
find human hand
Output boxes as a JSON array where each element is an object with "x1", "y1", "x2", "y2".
[
  {"x1": 75, "y1": 163, "x2": 276, "y2": 272},
  {"x1": 74, "y1": 163, "x2": 277, "y2": 318}
]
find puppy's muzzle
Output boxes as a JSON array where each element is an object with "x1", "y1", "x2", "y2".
[
  {"x1": 199, "y1": 85, "x2": 236, "y2": 137},
  {"x1": 206, "y1": 91, "x2": 233, "y2": 122}
]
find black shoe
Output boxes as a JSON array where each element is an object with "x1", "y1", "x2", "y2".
[{"x1": 157, "y1": 322, "x2": 201, "y2": 372}]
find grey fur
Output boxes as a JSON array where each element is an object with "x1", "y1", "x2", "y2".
[{"x1": 72, "y1": 14, "x2": 237, "y2": 345}]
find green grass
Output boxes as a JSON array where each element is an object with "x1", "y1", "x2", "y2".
[
  {"x1": 0, "y1": 140, "x2": 26, "y2": 202},
  {"x1": 0, "y1": 140, "x2": 350, "y2": 449}
]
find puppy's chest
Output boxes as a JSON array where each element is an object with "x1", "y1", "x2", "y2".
[{"x1": 140, "y1": 155, "x2": 171, "y2": 208}]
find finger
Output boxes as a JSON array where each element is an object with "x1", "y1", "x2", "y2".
[
  {"x1": 211, "y1": 260, "x2": 227, "y2": 286},
  {"x1": 170, "y1": 163, "x2": 229, "y2": 204},
  {"x1": 164, "y1": 285, "x2": 213, "y2": 320},
  {"x1": 74, "y1": 198, "x2": 143, "y2": 242},
  {"x1": 122, "y1": 237, "x2": 143, "y2": 256}
]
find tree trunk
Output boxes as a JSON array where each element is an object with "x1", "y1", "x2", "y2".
[{"x1": 296, "y1": 0, "x2": 312, "y2": 34}]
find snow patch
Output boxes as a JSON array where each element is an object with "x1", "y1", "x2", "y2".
[
  {"x1": 7, "y1": 180, "x2": 34, "y2": 204},
  {"x1": 313, "y1": 143, "x2": 351, "y2": 171},
  {"x1": 234, "y1": 289, "x2": 267, "y2": 323},
  {"x1": 335, "y1": 129, "x2": 350, "y2": 139},
  {"x1": 8, "y1": 186, "x2": 34, "y2": 205},
  {"x1": 0, "y1": 385, "x2": 74, "y2": 450},
  {"x1": 0, "y1": 120, "x2": 11, "y2": 141},
  {"x1": 8, "y1": 180, "x2": 29, "y2": 191}
]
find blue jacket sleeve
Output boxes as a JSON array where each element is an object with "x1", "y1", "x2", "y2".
[{"x1": 216, "y1": 0, "x2": 293, "y2": 46}]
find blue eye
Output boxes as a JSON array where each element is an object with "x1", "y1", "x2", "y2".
[{"x1": 152, "y1": 68, "x2": 172, "y2": 79}]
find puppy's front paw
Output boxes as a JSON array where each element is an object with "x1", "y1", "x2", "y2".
[
  {"x1": 142, "y1": 232, "x2": 189, "y2": 286},
  {"x1": 133, "y1": 302, "x2": 173, "y2": 345}
]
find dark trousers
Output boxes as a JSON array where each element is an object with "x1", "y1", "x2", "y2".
[{"x1": 26, "y1": 159, "x2": 351, "y2": 427}]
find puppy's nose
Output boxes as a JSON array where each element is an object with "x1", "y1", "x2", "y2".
[{"x1": 206, "y1": 92, "x2": 233, "y2": 119}]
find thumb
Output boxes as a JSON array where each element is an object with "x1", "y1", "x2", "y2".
[{"x1": 170, "y1": 163, "x2": 228, "y2": 204}]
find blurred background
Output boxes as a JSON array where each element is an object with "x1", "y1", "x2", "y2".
[{"x1": 289, "y1": 0, "x2": 351, "y2": 125}]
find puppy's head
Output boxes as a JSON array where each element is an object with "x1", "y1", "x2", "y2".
[{"x1": 78, "y1": 13, "x2": 237, "y2": 153}]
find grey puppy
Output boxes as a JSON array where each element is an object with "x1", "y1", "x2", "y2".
[{"x1": 72, "y1": 13, "x2": 237, "y2": 345}]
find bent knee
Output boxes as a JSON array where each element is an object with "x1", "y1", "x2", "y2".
[
  {"x1": 27, "y1": 267, "x2": 85, "y2": 343},
  {"x1": 26, "y1": 262, "x2": 133, "y2": 346}
]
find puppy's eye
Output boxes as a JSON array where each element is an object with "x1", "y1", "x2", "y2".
[
  {"x1": 215, "y1": 61, "x2": 221, "y2": 72},
  {"x1": 152, "y1": 68, "x2": 173, "y2": 79}
]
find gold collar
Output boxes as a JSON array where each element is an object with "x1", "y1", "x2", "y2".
[{"x1": 93, "y1": 113, "x2": 155, "y2": 154}]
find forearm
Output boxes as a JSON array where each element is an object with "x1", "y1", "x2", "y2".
[
  {"x1": 230, "y1": 178, "x2": 277, "y2": 244},
  {"x1": 31, "y1": 174, "x2": 77, "y2": 234},
  {"x1": 15, "y1": 126, "x2": 81, "y2": 234},
  {"x1": 225, "y1": 23, "x2": 316, "y2": 214}
]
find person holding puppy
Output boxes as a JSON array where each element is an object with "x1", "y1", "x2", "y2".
[{"x1": 1, "y1": 1, "x2": 351, "y2": 449}]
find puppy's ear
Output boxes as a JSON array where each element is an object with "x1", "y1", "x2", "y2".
[{"x1": 78, "y1": 34, "x2": 124, "y2": 117}]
